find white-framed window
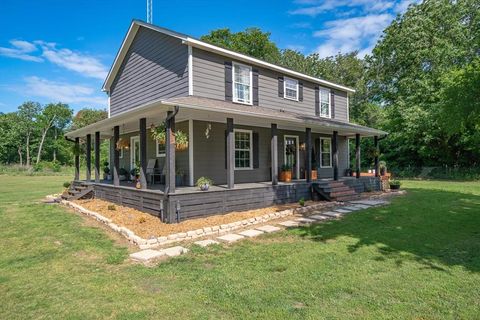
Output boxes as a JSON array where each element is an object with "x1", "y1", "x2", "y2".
[
  {"x1": 156, "y1": 141, "x2": 165, "y2": 157},
  {"x1": 284, "y1": 77, "x2": 298, "y2": 101},
  {"x1": 320, "y1": 138, "x2": 332, "y2": 168},
  {"x1": 234, "y1": 129, "x2": 252, "y2": 170},
  {"x1": 319, "y1": 88, "x2": 331, "y2": 118},
  {"x1": 233, "y1": 62, "x2": 252, "y2": 105}
]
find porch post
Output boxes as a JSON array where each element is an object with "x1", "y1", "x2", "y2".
[
  {"x1": 139, "y1": 118, "x2": 147, "y2": 190},
  {"x1": 86, "y1": 134, "x2": 91, "y2": 182},
  {"x1": 332, "y1": 131, "x2": 338, "y2": 181},
  {"x1": 74, "y1": 137, "x2": 80, "y2": 181},
  {"x1": 94, "y1": 131, "x2": 100, "y2": 183},
  {"x1": 355, "y1": 133, "x2": 361, "y2": 179},
  {"x1": 113, "y1": 125, "x2": 120, "y2": 187},
  {"x1": 374, "y1": 135, "x2": 379, "y2": 177},
  {"x1": 165, "y1": 111, "x2": 176, "y2": 194},
  {"x1": 306, "y1": 127, "x2": 312, "y2": 183},
  {"x1": 226, "y1": 118, "x2": 234, "y2": 189},
  {"x1": 271, "y1": 123, "x2": 278, "y2": 185}
]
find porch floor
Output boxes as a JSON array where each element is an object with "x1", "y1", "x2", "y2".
[{"x1": 80, "y1": 177, "x2": 358, "y2": 195}]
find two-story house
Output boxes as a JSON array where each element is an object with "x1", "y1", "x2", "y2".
[{"x1": 65, "y1": 20, "x2": 387, "y2": 222}]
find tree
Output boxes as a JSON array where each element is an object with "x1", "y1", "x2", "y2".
[
  {"x1": 35, "y1": 103, "x2": 72, "y2": 164},
  {"x1": 17, "y1": 101, "x2": 41, "y2": 167},
  {"x1": 71, "y1": 108, "x2": 108, "y2": 130}
]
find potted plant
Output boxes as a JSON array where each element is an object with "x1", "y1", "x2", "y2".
[
  {"x1": 130, "y1": 167, "x2": 140, "y2": 181},
  {"x1": 118, "y1": 168, "x2": 128, "y2": 181},
  {"x1": 175, "y1": 168, "x2": 184, "y2": 186},
  {"x1": 280, "y1": 164, "x2": 292, "y2": 182},
  {"x1": 311, "y1": 160, "x2": 318, "y2": 180},
  {"x1": 379, "y1": 161, "x2": 387, "y2": 176},
  {"x1": 196, "y1": 177, "x2": 213, "y2": 191},
  {"x1": 103, "y1": 161, "x2": 111, "y2": 180},
  {"x1": 345, "y1": 168, "x2": 352, "y2": 177},
  {"x1": 389, "y1": 179, "x2": 401, "y2": 190}
]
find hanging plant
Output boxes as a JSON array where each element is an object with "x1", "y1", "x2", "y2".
[
  {"x1": 116, "y1": 138, "x2": 129, "y2": 150},
  {"x1": 175, "y1": 130, "x2": 189, "y2": 151},
  {"x1": 150, "y1": 123, "x2": 166, "y2": 144}
]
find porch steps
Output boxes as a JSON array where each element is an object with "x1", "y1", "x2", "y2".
[
  {"x1": 312, "y1": 180, "x2": 360, "y2": 202},
  {"x1": 61, "y1": 181, "x2": 94, "y2": 201}
]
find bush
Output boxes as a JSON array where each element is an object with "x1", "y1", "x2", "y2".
[
  {"x1": 107, "y1": 204, "x2": 116, "y2": 211},
  {"x1": 63, "y1": 181, "x2": 71, "y2": 188},
  {"x1": 298, "y1": 198, "x2": 305, "y2": 207},
  {"x1": 427, "y1": 166, "x2": 480, "y2": 181}
]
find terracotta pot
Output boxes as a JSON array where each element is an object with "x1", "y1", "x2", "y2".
[
  {"x1": 280, "y1": 170, "x2": 292, "y2": 182},
  {"x1": 311, "y1": 170, "x2": 317, "y2": 180}
]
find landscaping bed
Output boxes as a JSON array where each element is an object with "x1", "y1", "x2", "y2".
[{"x1": 74, "y1": 198, "x2": 320, "y2": 239}]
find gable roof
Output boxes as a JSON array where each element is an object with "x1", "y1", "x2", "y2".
[{"x1": 102, "y1": 20, "x2": 356, "y2": 94}]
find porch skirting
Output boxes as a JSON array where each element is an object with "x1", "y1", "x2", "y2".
[{"x1": 90, "y1": 177, "x2": 381, "y2": 223}]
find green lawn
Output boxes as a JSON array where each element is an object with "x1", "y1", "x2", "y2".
[{"x1": 1, "y1": 176, "x2": 479, "y2": 319}]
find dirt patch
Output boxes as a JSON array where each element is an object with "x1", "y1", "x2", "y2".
[{"x1": 74, "y1": 198, "x2": 317, "y2": 239}]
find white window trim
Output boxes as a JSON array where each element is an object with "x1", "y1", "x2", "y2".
[
  {"x1": 156, "y1": 140, "x2": 166, "y2": 158},
  {"x1": 234, "y1": 128, "x2": 253, "y2": 170},
  {"x1": 284, "y1": 77, "x2": 299, "y2": 101},
  {"x1": 319, "y1": 88, "x2": 331, "y2": 119},
  {"x1": 232, "y1": 62, "x2": 253, "y2": 105},
  {"x1": 320, "y1": 137, "x2": 332, "y2": 168},
  {"x1": 283, "y1": 135, "x2": 300, "y2": 179}
]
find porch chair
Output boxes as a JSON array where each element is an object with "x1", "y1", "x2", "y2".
[{"x1": 146, "y1": 159, "x2": 163, "y2": 185}]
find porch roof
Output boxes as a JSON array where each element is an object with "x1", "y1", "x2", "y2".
[{"x1": 65, "y1": 96, "x2": 387, "y2": 139}]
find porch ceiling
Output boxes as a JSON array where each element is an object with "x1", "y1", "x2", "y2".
[{"x1": 65, "y1": 96, "x2": 387, "y2": 139}]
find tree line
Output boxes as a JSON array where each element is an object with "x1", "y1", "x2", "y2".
[{"x1": 0, "y1": 104, "x2": 107, "y2": 168}]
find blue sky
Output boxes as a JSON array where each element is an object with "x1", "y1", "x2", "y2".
[{"x1": 0, "y1": 0, "x2": 417, "y2": 113}]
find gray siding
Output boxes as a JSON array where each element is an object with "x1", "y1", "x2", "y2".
[
  {"x1": 109, "y1": 27, "x2": 189, "y2": 116},
  {"x1": 192, "y1": 120, "x2": 350, "y2": 185},
  {"x1": 192, "y1": 48, "x2": 349, "y2": 122}
]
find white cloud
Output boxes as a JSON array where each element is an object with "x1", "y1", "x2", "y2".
[
  {"x1": 290, "y1": 0, "x2": 397, "y2": 16},
  {"x1": 0, "y1": 40, "x2": 43, "y2": 62},
  {"x1": 313, "y1": 14, "x2": 393, "y2": 57},
  {"x1": 36, "y1": 42, "x2": 108, "y2": 80},
  {"x1": 23, "y1": 76, "x2": 107, "y2": 106},
  {"x1": 286, "y1": 44, "x2": 306, "y2": 52},
  {"x1": 0, "y1": 39, "x2": 108, "y2": 80}
]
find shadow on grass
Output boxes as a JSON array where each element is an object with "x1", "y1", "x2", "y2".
[{"x1": 296, "y1": 188, "x2": 480, "y2": 273}]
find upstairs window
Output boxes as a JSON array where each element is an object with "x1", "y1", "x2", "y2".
[
  {"x1": 319, "y1": 88, "x2": 331, "y2": 118},
  {"x1": 320, "y1": 138, "x2": 332, "y2": 168},
  {"x1": 284, "y1": 77, "x2": 298, "y2": 100},
  {"x1": 233, "y1": 63, "x2": 252, "y2": 104}
]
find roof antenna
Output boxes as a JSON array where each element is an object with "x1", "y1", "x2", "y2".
[{"x1": 146, "y1": 0, "x2": 153, "y2": 23}]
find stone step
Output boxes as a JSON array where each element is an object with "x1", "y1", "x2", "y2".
[
  {"x1": 255, "y1": 225, "x2": 281, "y2": 233},
  {"x1": 238, "y1": 229, "x2": 264, "y2": 238},
  {"x1": 217, "y1": 234, "x2": 245, "y2": 243}
]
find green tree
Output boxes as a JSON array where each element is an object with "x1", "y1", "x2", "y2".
[
  {"x1": 17, "y1": 101, "x2": 41, "y2": 167},
  {"x1": 71, "y1": 108, "x2": 108, "y2": 130},
  {"x1": 35, "y1": 103, "x2": 73, "y2": 164}
]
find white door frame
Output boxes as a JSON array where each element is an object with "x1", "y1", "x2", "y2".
[
  {"x1": 130, "y1": 136, "x2": 140, "y2": 169},
  {"x1": 284, "y1": 135, "x2": 300, "y2": 179}
]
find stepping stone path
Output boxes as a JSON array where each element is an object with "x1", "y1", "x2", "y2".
[
  {"x1": 278, "y1": 220, "x2": 301, "y2": 227},
  {"x1": 217, "y1": 233, "x2": 245, "y2": 243},
  {"x1": 255, "y1": 225, "x2": 281, "y2": 233},
  {"x1": 309, "y1": 214, "x2": 331, "y2": 221},
  {"x1": 163, "y1": 246, "x2": 189, "y2": 257},
  {"x1": 194, "y1": 239, "x2": 219, "y2": 247},
  {"x1": 130, "y1": 249, "x2": 165, "y2": 262},
  {"x1": 350, "y1": 200, "x2": 388, "y2": 206},
  {"x1": 238, "y1": 229, "x2": 264, "y2": 238},
  {"x1": 342, "y1": 206, "x2": 362, "y2": 211},
  {"x1": 295, "y1": 217, "x2": 316, "y2": 224},
  {"x1": 334, "y1": 208, "x2": 352, "y2": 214},
  {"x1": 321, "y1": 211, "x2": 344, "y2": 218}
]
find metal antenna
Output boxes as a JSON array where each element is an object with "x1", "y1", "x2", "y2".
[{"x1": 146, "y1": 0, "x2": 153, "y2": 23}]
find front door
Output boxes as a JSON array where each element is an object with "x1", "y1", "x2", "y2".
[
  {"x1": 284, "y1": 136, "x2": 299, "y2": 179},
  {"x1": 130, "y1": 136, "x2": 140, "y2": 170}
]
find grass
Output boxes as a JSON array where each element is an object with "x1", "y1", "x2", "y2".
[{"x1": 1, "y1": 176, "x2": 479, "y2": 319}]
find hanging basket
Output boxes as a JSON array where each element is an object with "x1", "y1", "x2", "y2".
[
  {"x1": 175, "y1": 130, "x2": 188, "y2": 151},
  {"x1": 116, "y1": 138, "x2": 129, "y2": 150},
  {"x1": 150, "y1": 123, "x2": 166, "y2": 145}
]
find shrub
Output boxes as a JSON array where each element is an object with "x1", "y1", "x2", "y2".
[
  {"x1": 107, "y1": 204, "x2": 116, "y2": 211},
  {"x1": 63, "y1": 181, "x2": 71, "y2": 189},
  {"x1": 298, "y1": 197, "x2": 305, "y2": 207}
]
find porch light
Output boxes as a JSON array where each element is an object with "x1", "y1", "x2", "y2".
[{"x1": 299, "y1": 142, "x2": 306, "y2": 151}]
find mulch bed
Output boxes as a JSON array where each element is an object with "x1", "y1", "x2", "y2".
[{"x1": 75, "y1": 198, "x2": 313, "y2": 239}]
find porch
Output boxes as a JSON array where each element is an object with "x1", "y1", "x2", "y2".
[{"x1": 66, "y1": 97, "x2": 385, "y2": 222}]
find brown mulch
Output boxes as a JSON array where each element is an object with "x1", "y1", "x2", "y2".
[{"x1": 74, "y1": 198, "x2": 312, "y2": 239}]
